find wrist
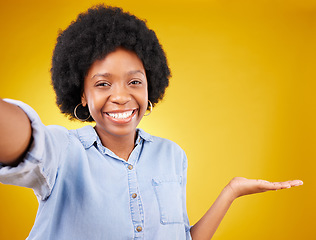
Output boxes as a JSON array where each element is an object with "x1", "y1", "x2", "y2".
[{"x1": 221, "y1": 184, "x2": 238, "y2": 203}]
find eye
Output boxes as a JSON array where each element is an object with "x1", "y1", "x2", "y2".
[
  {"x1": 129, "y1": 79, "x2": 142, "y2": 85},
  {"x1": 96, "y1": 82, "x2": 110, "y2": 87}
]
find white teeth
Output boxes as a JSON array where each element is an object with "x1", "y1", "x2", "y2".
[{"x1": 108, "y1": 110, "x2": 133, "y2": 119}]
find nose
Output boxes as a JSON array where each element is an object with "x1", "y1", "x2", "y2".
[{"x1": 109, "y1": 85, "x2": 131, "y2": 105}]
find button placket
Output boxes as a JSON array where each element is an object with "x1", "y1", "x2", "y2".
[{"x1": 126, "y1": 144, "x2": 144, "y2": 238}]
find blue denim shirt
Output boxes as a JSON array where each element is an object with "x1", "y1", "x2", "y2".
[{"x1": 0, "y1": 99, "x2": 192, "y2": 240}]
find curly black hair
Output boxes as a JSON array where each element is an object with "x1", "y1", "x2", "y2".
[{"x1": 51, "y1": 4, "x2": 170, "y2": 122}]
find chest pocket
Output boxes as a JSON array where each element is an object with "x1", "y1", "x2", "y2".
[{"x1": 152, "y1": 175, "x2": 184, "y2": 224}]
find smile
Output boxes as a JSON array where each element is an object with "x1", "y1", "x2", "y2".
[
  {"x1": 105, "y1": 109, "x2": 137, "y2": 123},
  {"x1": 107, "y1": 110, "x2": 134, "y2": 119}
]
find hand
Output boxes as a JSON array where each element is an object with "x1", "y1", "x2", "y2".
[{"x1": 225, "y1": 177, "x2": 303, "y2": 199}]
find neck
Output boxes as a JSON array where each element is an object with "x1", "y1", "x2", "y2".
[{"x1": 95, "y1": 127, "x2": 137, "y2": 161}]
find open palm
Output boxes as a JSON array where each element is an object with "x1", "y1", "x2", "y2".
[{"x1": 226, "y1": 177, "x2": 303, "y2": 199}]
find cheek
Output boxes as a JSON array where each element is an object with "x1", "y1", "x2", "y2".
[
  {"x1": 139, "y1": 93, "x2": 149, "y2": 114},
  {"x1": 86, "y1": 94, "x2": 103, "y2": 114}
]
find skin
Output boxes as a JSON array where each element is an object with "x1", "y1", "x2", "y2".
[
  {"x1": 0, "y1": 48, "x2": 303, "y2": 239},
  {"x1": 82, "y1": 48, "x2": 148, "y2": 160},
  {"x1": 0, "y1": 99, "x2": 32, "y2": 165}
]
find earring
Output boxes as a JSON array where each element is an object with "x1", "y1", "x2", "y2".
[
  {"x1": 74, "y1": 103, "x2": 91, "y2": 121},
  {"x1": 144, "y1": 100, "x2": 153, "y2": 116}
]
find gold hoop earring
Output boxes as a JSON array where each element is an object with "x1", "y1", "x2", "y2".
[
  {"x1": 74, "y1": 103, "x2": 91, "y2": 121},
  {"x1": 144, "y1": 100, "x2": 153, "y2": 116}
]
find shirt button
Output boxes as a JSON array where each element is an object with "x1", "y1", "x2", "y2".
[
  {"x1": 128, "y1": 165, "x2": 133, "y2": 170},
  {"x1": 132, "y1": 193, "x2": 137, "y2": 198},
  {"x1": 136, "y1": 226, "x2": 142, "y2": 232}
]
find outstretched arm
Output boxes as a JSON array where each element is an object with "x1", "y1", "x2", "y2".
[
  {"x1": 0, "y1": 99, "x2": 32, "y2": 165},
  {"x1": 190, "y1": 177, "x2": 303, "y2": 240}
]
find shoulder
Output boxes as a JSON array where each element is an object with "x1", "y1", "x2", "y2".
[
  {"x1": 139, "y1": 128, "x2": 187, "y2": 160},
  {"x1": 46, "y1": 125, "x2": 94, "y2": 139},
  {"x1": 152, "y1": 135, "x2": 183, "y2": 151},
  {"x1": 139, "y1": 129, "x2": 189, "y2": 174},
  {"x1": 41, "y1": 125, "x2": 72, "y2": 146},
  {"x1": 139, "y1": 128, "x2": 183, "y2": 149},
  {"x1": 46, "y1": 124, "x2": 69, "y2": 134}
]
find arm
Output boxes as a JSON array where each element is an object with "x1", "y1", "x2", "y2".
[
  {"x1": 0, "y1": 99, "x2": 70, "y2": 200},
  {"x1": 0, "y1": 98, "x2": 32, "y2": 165},
  {"x1": 190, "y1": 177, "x2": 303, "y2": 240}
]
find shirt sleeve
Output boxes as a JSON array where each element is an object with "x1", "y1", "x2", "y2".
[{"x1": 0, "y1": 99, "x2": 70, "y2": 200}]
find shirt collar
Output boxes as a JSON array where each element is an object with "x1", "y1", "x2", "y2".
[
  {"x1": 75, "y1": 125, "x2": 98, "y2": 149},
  {"x1": 136, "y1": 128, "x2": 153, "y2": 143},
  {"x1": 75, "y1": 125, "x2": 153, "y2": 149}
]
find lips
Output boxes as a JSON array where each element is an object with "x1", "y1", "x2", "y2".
[{"x1": 105, "y1": 109, "x2": 137, "y2": 123}]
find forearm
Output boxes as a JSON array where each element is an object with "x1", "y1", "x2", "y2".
[
  {"x1": 0, "y1": 99, "x2": 32, "y2": 165},
  {"x1": 190, "y1": 186, "x2": 235, "y2": 240}
]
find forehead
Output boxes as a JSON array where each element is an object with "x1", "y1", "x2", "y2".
[{"x1": 87, "y1": 48, "x2": 145, "y2": 76}]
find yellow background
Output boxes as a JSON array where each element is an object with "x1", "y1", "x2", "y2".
[{"x1": 0, "y1": 0, "x2": 315, "y2": 239}]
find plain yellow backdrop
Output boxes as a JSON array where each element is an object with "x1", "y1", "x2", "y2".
[{"x1": 0, "y1": 0, "x2": 315, "y2": 239}]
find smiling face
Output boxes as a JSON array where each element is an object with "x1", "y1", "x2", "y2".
[{"x1": 82, "y1": 48, "x2": 148, "y2": 142}]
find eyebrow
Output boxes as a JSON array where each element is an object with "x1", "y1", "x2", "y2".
[
  {"x1": 91, "y1": 73, "x2": 112, "y2": 79},
  {"x1": 91, "y1": 70, "x2": 145, "y2": 80},
  {"x1": 127, "y1": 70, "x2": 145, "y2": 76}
]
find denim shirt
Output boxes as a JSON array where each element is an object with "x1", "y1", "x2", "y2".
[{"x1": 0, "y1": 99, "x2": 192, "y2": 240}]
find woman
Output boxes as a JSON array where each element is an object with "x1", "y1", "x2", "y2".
[{"x1": 0, "y1": 5, "x2": 302, "y2": 240}]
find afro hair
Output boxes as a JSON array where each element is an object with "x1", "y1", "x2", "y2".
[{"x1": 51, "y1": 4, "x2": 171, "y2": 121}]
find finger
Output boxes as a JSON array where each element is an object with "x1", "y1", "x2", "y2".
[
  {"x1": 279, "y1": 181, "x2": 292, "y2": 189},
  {"x1": 270, "y1": 180, "x2": 303, "y2": 190},
  {"x1": 258, "y1": 181, "x2": 288, "y2": 190},
  {"x1": 272, "y1": 181, "x2": 293, "y2": 189},
  {"x1": 284, "y1": 180, "x2": 304, "y2": 187},
  {"x1": 272, "y1": 182, "x2": 287, "y2": 190}
]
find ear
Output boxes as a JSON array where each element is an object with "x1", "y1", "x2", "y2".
[{"x1": 81, "y1": 93, "x2": 87, "y2": 107}]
